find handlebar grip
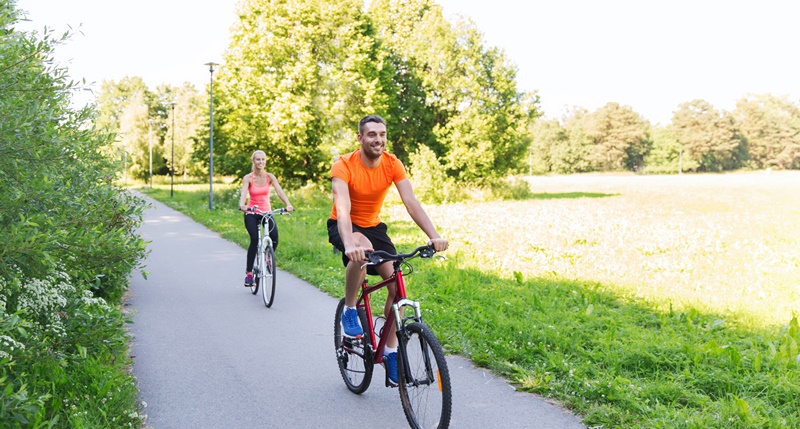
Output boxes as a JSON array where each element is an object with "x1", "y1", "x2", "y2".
[{"x1": 419, "y1": 245, "x2": 435, "y2": 258}]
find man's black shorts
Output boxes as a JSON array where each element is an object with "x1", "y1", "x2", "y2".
[{"x1": 327, "y1": 218, "x2": 397, "y2": 276}]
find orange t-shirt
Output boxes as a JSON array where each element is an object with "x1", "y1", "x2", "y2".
[{"x1": 329, "y1": 149, "x2": 407, "y2": 228}]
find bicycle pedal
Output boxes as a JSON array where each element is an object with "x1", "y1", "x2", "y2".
[{"x1": 342, "y1": 336, "x2": 362, "y2": 348}]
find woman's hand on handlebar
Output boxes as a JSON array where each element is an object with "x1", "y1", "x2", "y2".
[{"x1": 286, "y1": 205, "x2": 295, "y2": 212}]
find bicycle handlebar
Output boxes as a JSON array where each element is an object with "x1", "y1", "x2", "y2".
[
  {"x1": 243, "y1": 205, "x2": 290, "y2": 216},
  {"x1": 365, "y1": 245, "x2": 435, "y2": 266}
]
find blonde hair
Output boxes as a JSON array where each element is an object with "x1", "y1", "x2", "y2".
[{"x1": 251, "y1": 150, "x2": 266, "y2": 174}]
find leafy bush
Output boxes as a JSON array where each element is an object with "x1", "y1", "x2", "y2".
[
  {"x1": 408, "y1": 144, "x2": 465, "y2": 204},
  {"x1": 1, "y1": 5, "x2": 148, "y2": 427}
]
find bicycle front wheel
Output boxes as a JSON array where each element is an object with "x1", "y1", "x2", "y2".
[
  {"x1": 251, "y1": 248, "x2": 262, "y2": 295},
  {"x1": 261, "y1": 245, "x2": 276, "y2": 307},
  {"x1": 398, "y1": 322, "x2": 452, "y2": 429},
  {"x1": 333, "y1": 298, "x2": 373, "y2": 394}
]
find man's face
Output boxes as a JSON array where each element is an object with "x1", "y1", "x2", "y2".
[{"x1": 358, "y1": 122, "x2": 387, "y2": 161}]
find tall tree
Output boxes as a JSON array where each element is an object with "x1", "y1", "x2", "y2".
[
  {"x1": 733, "y1": 94, "x2": 800, "y2": 170},
  {"x1": 117, "y1": 90, "x2": 150, "y2": 181},
  {"x1": 646, "y1": 125, "x2": 699, "y2": 173},
  {"x1": 585, "y1": 102, "x2": 650, "y2": 171},
  {"x1": 214, "y1": 0, "x2": 384, "y2": 184},
  {"x1": 528, "y1": 118, "x2": 566, "y2": 174},
  {"x1": 166, "y1": 83, "x2": 205, "y2": 178},
  {"x1": 96, "y1": 77, "x2": 164, "y2": 180},
  {"x1": 371, "y1": 0, "x2": 538, "y2": 183},
  {"x1": 671, "y1": 100, "x2": 744, "y2": 171},
  {"x1": 556, "y1": 108, "x2": 594, "y2": 173}
]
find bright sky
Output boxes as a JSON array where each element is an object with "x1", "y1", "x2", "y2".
[{"x1": 16, "y1": 0, "x2": 800, "y2": 125}]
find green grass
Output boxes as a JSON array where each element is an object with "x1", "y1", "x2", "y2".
[{"x1": 137, "y1": 171, "x2": 800, "y2": 428}]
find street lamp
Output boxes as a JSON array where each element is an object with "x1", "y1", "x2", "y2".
[
  {"x1": 205, "y1": 62, "x2": 219, "y2": 211},
  {"x1": 148, "y1": 119, "x2": 154, "y2": 188},
  {"x1": 169, "y1": 102, "x2": 176, "y2": 197}
]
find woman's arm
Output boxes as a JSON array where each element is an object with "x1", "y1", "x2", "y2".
[
  {"x1": 238, "y1": 173, "x2": 251, "y2": 211},
  {"x1": 268, "y1": 173, "x2": 294, "y2": 212}
]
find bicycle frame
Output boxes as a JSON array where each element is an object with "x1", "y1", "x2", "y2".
[
  {"x1": 258, "y1": 215, "x2": 274, "y2": 250},
  {"x1": 356, "y1": 260, "x2": 422, "y2": 366}
]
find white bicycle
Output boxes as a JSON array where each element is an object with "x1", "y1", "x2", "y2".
[{"x1": 244, "y1": 206, "x2": 289, "y2": 307}]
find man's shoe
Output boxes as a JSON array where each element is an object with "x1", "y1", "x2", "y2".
[
  {"x1": 384, "y1": 352, "x2": 398, "y2": 385},
  {"x1": 244, "y1": 273, "x2": 254, "y2": 287},
  {"x1": 341, "y1": 307, "x2": 364, "y2": 337}
]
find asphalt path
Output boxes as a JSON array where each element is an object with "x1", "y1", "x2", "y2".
[{"x1": 128, "y1": 195, "x2": 587, "y2": 429}]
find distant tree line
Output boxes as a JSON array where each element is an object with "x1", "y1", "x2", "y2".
[
  {"x1": 531, "y1": 95, "x2": 800, "y2": 174},
  {"x1": 95, "y1": 0, "x2": 800, "y2": 189},
  {"x1": 95, "y1": 77, "x2": 206, "y2": 182}
]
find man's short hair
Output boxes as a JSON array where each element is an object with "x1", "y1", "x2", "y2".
[{"x1": 358, "y1": 115, "x2": 387, "y2": 135}]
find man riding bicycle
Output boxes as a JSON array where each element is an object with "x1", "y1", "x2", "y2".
[{"x1": 327, "y1": 114, "x2": 448, "y2": 384}]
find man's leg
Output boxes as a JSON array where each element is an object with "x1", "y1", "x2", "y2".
[
  {"x1": 341, "y1": 231, "x2": 372, "y2": 337},
  {"x1": 344, "y1": 258, "x2": 367, "y2": 307}
]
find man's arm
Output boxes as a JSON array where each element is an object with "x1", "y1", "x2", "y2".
[
  {"x1": 395, "y1": 179, "x2": 448, "y2": 252},
  {"x1": 332, "y1": 177, "x2": 371, "y2": 262}
]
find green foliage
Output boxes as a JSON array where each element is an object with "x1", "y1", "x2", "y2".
[
  {"x1": 407, "y1": 144, "x2": 464, "y2": 204},
  {"x1": 584, "y1": 102, "x2": 651, "y2": 171},
  {"x1": 733, "y1": 94, "x2": 800, "y2": 170},
  {"x1": 672, "y1": 99, "x2": 746, "y2": 172},
  {"x1": 213, "y1": 0, "x2": 384, "y2": 186},
  {"x1": 1, "y1": 5, "x2": 147, "y2": 427},
  {"x1": 371, "y1": 0, "x2": 538, "y2": 184},
  {"x1": 556, "y1": 108, "x2": 595, "y2": 173},
  {"x1": 644, "y1": 126, "x2": 684, "y2": 173},
  {"x1": 96, "y1": 78, "x2": 206, "y2": 181},
  {"x1": 196, "y1": 0, "x2": 538, "y2": 188},
  {"x1": 484, "y1": 177, "x2": 533, "y2": 200}
]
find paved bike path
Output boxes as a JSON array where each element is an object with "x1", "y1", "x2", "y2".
[{"x1": 128, "y1": 195, "x2": 586, "y2": 429}]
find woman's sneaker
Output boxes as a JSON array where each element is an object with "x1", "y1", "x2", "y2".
[{"x1": 244, "y1": 273, "x2": 254, "y2": 286}]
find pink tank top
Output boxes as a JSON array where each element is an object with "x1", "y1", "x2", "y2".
[{"x1": 247, "y1": 176, "x2": 271, "y2": 212}]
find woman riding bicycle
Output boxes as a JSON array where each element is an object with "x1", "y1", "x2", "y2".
[{"x1": 239, "y1": 150, "x2": 294, "y2": 287}]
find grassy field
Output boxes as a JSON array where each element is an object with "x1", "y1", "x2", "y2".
[{"x1": 137, "y1": 171, "x2": 800, "y2": 428}]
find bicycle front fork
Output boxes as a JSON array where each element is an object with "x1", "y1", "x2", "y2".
[{"x1": 390, "y1": 299, "x2": 422, "y2": 331}]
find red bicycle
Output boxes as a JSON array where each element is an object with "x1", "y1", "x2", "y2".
[{"x1": 333, "y1": 245, "x2": 452, "y2": 429}]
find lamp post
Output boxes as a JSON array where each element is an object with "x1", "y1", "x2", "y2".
[
  {"x1": 205, "y1": 62, "x2": 218, "y2": 211},
  {"x1": 169, "y1": 102, "x2": 176, "y2": 197},
  {"x1": 148, "y1": 119, "x2": 153, "y2": 188}
]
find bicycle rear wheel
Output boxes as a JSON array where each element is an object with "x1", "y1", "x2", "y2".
[
  {"x1": 333, "y1": 298, "x2": 373, "y2": 394},
  {"x1": 397, "y1": 322, "x2": 452, "y2": 429},
  {"x1": 261, "y1": 245, "x2": 276, "y2": 307}
]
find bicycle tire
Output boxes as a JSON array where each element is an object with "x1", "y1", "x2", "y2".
[
  {"x1": 397, "y1": 322, "x2": 452, "y2": 429},
  {"x1": 262, "y1": 244, "x2": 276, "y2": 307},
  {"x1": 251, "y1": 247, "x2": 262, "y2": 295},
  {"x1": 333, "y1": 298, "x2": 373, "y2": 394}
]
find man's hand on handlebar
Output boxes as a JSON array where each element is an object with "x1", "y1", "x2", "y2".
[
  {"x1": 345, "y1": 245, "x2": 372, "y2": 265},
  {"x1": 428, "y1": 237, "x2": 448, "y2": 252}
]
